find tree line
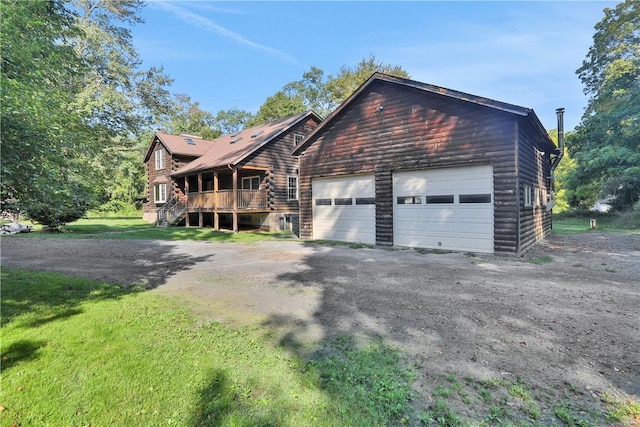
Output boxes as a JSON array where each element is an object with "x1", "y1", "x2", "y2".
[{"x1": 1, "y1": 0, "x2": 637, "y2": 229}]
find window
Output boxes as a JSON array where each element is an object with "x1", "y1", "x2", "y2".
[
  {"x1": 334, "y1": 198, "x2": 353, "y2": 205},
  {"x1": 315, "y1": 198, "x2": 331, "y2": 206},
  {"x1": 202, "y1": 174, "x2": 214, "y2": 192},
  {"x1": 287, "y1": 176, "x2": 298, "y2": 200},
  {"x1": 155, "y1": 148, "x2": 165, "y2": 170},
  {"x1": 294, "y1": 134, "x2": 304, "y2": 146},
  {"x1": 539, "y1": 188, "x2": 547, "y2": 207},
  {"x1": 524, "y1": 185, "x2": 533, "y2": 208},
  {"x1": 187, "y1": 175, "x2": 199, "y2": 193},
  {"x1": 534, "y1": 186, "x2": 540, "y2": 207},
  {"x1": 397, "y1": 196, "x2": 422, "y2": 205},
  {"x1": 355, "y1": 197, "x2": 375, "y2": 205},
  {"x1": 426, "y1": 195, "x2": 454, "y2": 204},
  {"x1": 459, "y1": 194, "x2": 492, "y2": 204},
  {"x1": 242, "y1": 176, "x2": 260, "y2": 190},
  {"x1": 154, "y1": 183, "x2": 167, "y2": 203}
]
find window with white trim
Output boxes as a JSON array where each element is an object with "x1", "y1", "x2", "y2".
[
  {"x1": 155, "y1": 148, "x2": 166, "y2": 170},
  {"x1": 293, "y1": 134, "x2": 304, "y2": 146},
  {"x1": 534, "y1": 186, "x2": 540, "y2": 207},
  {"x1": 524, "y1": 185, "x2": 533, "y2": 208},
  {"x1": 287, "y1": 176, "x2": 298, "y2": 200},
  {"x1": 154, "y1": 183, "x2": 167, "y2": 203}
]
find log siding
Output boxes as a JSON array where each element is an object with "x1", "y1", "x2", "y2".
[{"x1": 297, "y1": 79, "x2": 555, "y2": 254}]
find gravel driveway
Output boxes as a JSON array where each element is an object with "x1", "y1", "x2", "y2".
[{"x1": 2, "y1": 232, "x2": 639, "y2": 420}]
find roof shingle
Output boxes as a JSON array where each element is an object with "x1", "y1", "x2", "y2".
[{"x1": 173, "y1": 111, "x2": 320, "y2": 176}]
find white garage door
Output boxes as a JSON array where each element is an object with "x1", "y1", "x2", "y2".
[
  {"x1": 394, "y1": 165, "x2": 494, "y2": 253},
  {"x1": 312, "y1": 175, "x2": 375, "y2": 245}
]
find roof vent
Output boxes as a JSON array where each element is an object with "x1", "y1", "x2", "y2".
[
  {"x1": 184, "y1": 138, "x2": 196, "y2": 145},
  {"x1": 230, "y1": 131, "x2": 241, "y2": 137},
  {"x1": 251, "y1": 130, "x2": 264, "y2": 138},
  {"x1": 230, "y1": 136, "x2": 242, "y2": 144}
]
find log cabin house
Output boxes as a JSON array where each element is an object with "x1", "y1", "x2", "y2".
[
  {"x1": 142, "y1": 111, "x2": 321, "y2": 232},
  {"x1": 292, "y1": 73, "x2": 563, "y2": 255}
]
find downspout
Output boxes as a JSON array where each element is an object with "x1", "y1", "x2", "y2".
[{"x1": 515, "y1": 121, "x2": 521, "y2": 256}]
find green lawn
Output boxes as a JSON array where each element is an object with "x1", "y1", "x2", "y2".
[
  {"x1": 6, "y1": 216, "x2": 295, "y2": 243},
  {"x1": 7, "y1": 213, "x2": 636, "y2": 242},
  {"x1": 552, "y1": 215, "x2": 640, "y2": 235},
  {"x1": 4, "y1": 215, "x2": 639, "y2": 425},
  {"x1": 1, "y1": 269, "x2": 415, "y2": 426}
]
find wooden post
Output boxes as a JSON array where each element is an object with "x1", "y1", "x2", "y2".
[
  {"x1": 213, "y1": 171, "x2": 219, "y2": 230},
  {"x1": 232, "y1": 168, "x2": 238, "y2": 233}
]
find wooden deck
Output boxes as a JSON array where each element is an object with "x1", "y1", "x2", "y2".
[{"x1": 184, "y1": 190, "x2": 268, "y2": 210}]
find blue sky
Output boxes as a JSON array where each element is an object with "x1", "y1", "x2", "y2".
[{"x1": 133, "y1": 1, "x2": 616, "y2": 131}]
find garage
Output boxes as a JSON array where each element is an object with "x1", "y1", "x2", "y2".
[
  {"x1": 393, "y1": 165, "x2": 494, "y2": 253},
  {"x1": 312, "y1": 175, "x2": 375, "y2": 244}
]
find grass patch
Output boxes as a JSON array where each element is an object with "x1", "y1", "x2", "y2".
[
  {"x1": 520, "y1": 255, "x2": 553, "y2": 264},
  {"x1": 553, "y1": 402, "x2": 598, "y2": 426},
  {"x1": 601, "y1": 391, "x2": 640, "y2": 423},
  {"x1": 419, "y1": 373, "x2": 630, "y2": 426},
  {"x1": 553, "y1": 215, "x2": 640, "y2": 235},
  {"x1": 420, "y1": 399, "x2": 464, "y2": 426},
  {"x1": 1, "y1": 269, "x2": 415, "y2": 426},
  {"x1": 308, "y1": 336, "x2": 415, "y2": 424},
  {"x1": 311, "y1": 239, "x2": 373, "y2": 249},
  {"x1": 6, "y1": 217, "x2": 294, "y2": 243}
]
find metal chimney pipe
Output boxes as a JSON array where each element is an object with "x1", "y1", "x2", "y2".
[
  {"x1": 551, "y1": 108, "x2": 565, "y2": 171},
  {"x1": 556, "y1": 107, "x2": 565, "y2": 151}
]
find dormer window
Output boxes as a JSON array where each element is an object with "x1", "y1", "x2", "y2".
[{"x1": 155, "y1": 148, "x2": 166, "y2": 170}]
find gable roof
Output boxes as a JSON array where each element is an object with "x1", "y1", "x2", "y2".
[
  {"x1": 293, "y1": 72, "x2": 554, "y2": 156},
  {"x1": 173, "y1": 110, "x2": 321, "y2": 176},
  {"x1": 143, "y1": 132, "x2": 216, "y2": 163}
]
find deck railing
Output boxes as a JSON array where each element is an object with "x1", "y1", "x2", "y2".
[{"x1": 185, "y1": 190, "x2": 267, "y2": 210}]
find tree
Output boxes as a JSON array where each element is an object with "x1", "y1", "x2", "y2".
[
  {"x1": 566, "y1": 0, "x2": 640, "y2": 210},
  {"x1": 1, "y1": 0, "x2": 174, "y2": 228},
  {"x1": 0, "y1": 0, "x2": 99, "y2": 228},
  {"x1": 547, "y1": 130, "x2": 576, "y2": 213},
  {"x1": 214, "y1": 108, "x2": 254, "y2": 135},
  {"x1": 249, "y1": 55, "x2": 410, "y2": 125},
  {"x1": 164, "y1": 94, "x2": 221, "y2": 139},
  {"x1": 326, "y1": 54, "x2": 411, "y2": 107},
  {"x1": 248, "y1": 91, "x2": 306, "y2": 126},
  {"x1": 283, "y1": 66, "x2": 333, "y2": 117}
]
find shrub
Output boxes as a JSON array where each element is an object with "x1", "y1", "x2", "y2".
[{"x1": 613, "y1": 201, "x2": 640, "y2": 229}]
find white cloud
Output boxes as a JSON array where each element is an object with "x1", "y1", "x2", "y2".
[{"x1": 153, "y1": 1, "x2": 304, "y2": 67}]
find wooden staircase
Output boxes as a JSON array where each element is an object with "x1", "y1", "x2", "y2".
[{"x1": 156, "y1": 197, "x2": 187, "y2": 227}]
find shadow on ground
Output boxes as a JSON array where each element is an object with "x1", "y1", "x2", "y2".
[
  {"x1": 0, "y1": 237, "x2": 214, "y2": 289},
  {"x1": 263, "y1": 236, "x2": 639, "y2": 424}
]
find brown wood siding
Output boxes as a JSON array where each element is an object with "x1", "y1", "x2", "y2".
[
  {"x1": 298, "y1": 81, "x2": 521, "y2": 253},
  {"x1": 143, "y1": 138, "x2": 198, "y2": 214},
  {"x1": 517, "y1": 119, "x2": 553, "y2": 253},
  {"x1": 238, "y1": 118, "x2": 319, "y2": 226}
]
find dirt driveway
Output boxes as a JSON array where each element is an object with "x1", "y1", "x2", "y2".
[{"x1": 2, "y1": 232, "x2": 639, "y2": 420}]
